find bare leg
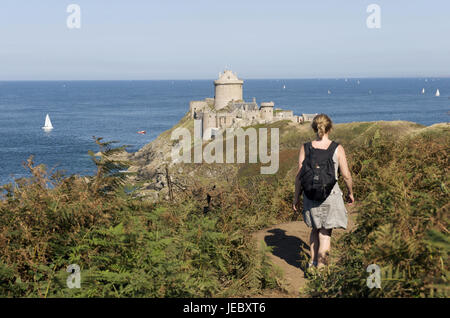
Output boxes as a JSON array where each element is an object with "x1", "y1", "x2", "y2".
[
  {"x1": 309, "y1": 228, "x2": 319, "y2": 266},
  {"x1": 317, "y1": 228, "x2": 332, "y2": 268}
]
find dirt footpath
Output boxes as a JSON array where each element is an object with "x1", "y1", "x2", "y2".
[{"x1": 252, "y1": 207, "x2": 356, "y2": 297}]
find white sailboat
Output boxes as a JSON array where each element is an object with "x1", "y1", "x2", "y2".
[
  {"x1": 283, "y1": 84, "x2": 286, "y2": 89},
  {"x1": 328, "y1": 90, "x2": 332, "y2": 95},
  {"x1": 421, "y1": 88, "x2": 425, "y2": 94},
  {"x1": 435, "y1": 89, "x2": 440, "y2": 97},
  {"x1": 42, "y1": 114, "x2": 53, "y2": 130}
]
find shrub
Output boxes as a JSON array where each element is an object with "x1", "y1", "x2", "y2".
[
  {"x1": 0, "y1": 138, "x2": 281, "y2": 297},
  {"x1": 303, "y1": 130, "x2": 449, "y2": 297}
]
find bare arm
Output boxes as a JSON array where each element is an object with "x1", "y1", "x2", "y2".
[
  {"x1": 293, "y1": 144, "x2": 306, "y2": 211},
  {"x1": 337, "y1": 145, "x2": 355, "y2": 204},
  {"x1": 297, "y1": 144, "x2": 305, "y2": 174}
]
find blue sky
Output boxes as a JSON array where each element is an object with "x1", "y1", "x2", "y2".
[{"x1": 0, "y1": 0, "x2": 449, "y2": 80}]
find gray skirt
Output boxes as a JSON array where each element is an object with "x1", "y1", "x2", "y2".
[{"x1": 302, "y1": 183, "x2": 348, "y2": 230}]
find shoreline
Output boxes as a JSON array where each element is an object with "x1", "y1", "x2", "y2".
[
  {"x1": 0, "y1": 118, "x2": 450, "y2": 187},
  {"x1": 0, "y1": 119, "x2": 448, "y2": 188}
]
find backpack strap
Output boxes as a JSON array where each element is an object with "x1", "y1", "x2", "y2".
[
  {"x1": 327, "y1": 141, "x2": 339, "y2": 157},
  {"x1": 303, "y1": 142, "x2": 312, "y2": 158}
]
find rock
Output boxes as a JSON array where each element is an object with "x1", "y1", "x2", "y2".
[
  {"x1": 137, "y1": 190, "x2": 159, "y2": 202},
  {"x1": 94, "y1": 150, "x2": 131, "y2": 161},
  {"x1": 154, "y1": 181, "x2": 164, "y2": 190},
  {"x1": 82, "y1": 177, "x2": 91, "y2": 184}
]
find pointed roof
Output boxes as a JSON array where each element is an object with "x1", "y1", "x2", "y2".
[{"x1": 214, "y1": 70, "x2": 243, "y2": 85}]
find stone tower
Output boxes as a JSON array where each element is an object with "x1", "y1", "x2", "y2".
[
  {"x1": 260, "y1": 101, "x2": 274, "y2": 121},
  {"x1": 214, "y1": 70, "x2": 243, "y2": 110}
]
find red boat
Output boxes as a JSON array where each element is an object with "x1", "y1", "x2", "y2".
[{"x1": 137, "y1": 130, "x2": 146, "y2": 134}]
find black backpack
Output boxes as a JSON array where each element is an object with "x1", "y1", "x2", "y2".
[{"x1": 299, "y1": 141, "x2": 339, "y2": 202}]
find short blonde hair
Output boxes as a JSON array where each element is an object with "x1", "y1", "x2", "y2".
[{"x1": 311, "y1": 114, "x2": 333, "y2": 138}]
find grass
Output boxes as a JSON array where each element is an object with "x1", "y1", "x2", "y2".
[
  {"x1": 0, "y1": 138, "x2": 282, "y2": 297},
  {"x1": 0, "y1": 120, "x2": 448, "y2": 298},
  {"x1": 302, "y1": 126, "x2": 449, "y2": 297}
]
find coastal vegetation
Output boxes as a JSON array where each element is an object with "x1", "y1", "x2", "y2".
[
  {"x1": 0, "y1": 117, "x2": 448, "y2": 297},
  {"x1": 0, "y1": 138, "x2": 280, "y2": 297},
  {"x1": 303, "y1": 123, "x2": 449, "y2": 297}
]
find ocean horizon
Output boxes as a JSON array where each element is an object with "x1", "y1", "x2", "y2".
[{"x1": 1, "y1": 77, "x2": 449, "y2": 185}]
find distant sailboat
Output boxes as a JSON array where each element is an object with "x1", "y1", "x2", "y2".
[
  {"x1": 42, "y1": 114, "x2": 53, "y2": 130},
  {"x1": 435, "y1": 89, "x2": 440, "y2": 97},
  {"x1": 283, "y1": 84, "x2": 286, "y2": 89},
  {"x1": 421, "y1": 88, "x2": 425, "y2": 94},
  {"x1": 328, "y1": 90, "x2": 332, "y2": 95}
]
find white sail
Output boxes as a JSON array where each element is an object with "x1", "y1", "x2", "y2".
[
  {"x1": 42, "y1": 114, "x2": 53, "y2": 130},
  {"x1": 421, "y1": 88, "x2": 425, "y2": 94},
  {"x1": 435, "y1": 89, "x2": 440, "y2": 97}
]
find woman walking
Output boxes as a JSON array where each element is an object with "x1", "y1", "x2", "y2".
[{"x1": 293, "y1": 114, "x2": 354, "y2": 269}]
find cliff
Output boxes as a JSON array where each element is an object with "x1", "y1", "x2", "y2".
[
  {"x1": 1, "y1": 116, "x2": 447, "y2": 298},
  {"x1": 127, "y1": 112, "x2": 449, "y2": 204}
]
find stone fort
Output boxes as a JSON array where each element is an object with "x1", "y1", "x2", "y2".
[{"x1": 190, "y1": 70, "x2": 317, "y2": 140}]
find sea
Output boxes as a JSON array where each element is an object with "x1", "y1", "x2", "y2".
[{"x1": 0, "y1": 78, "x2": 449, "y2": 185}]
